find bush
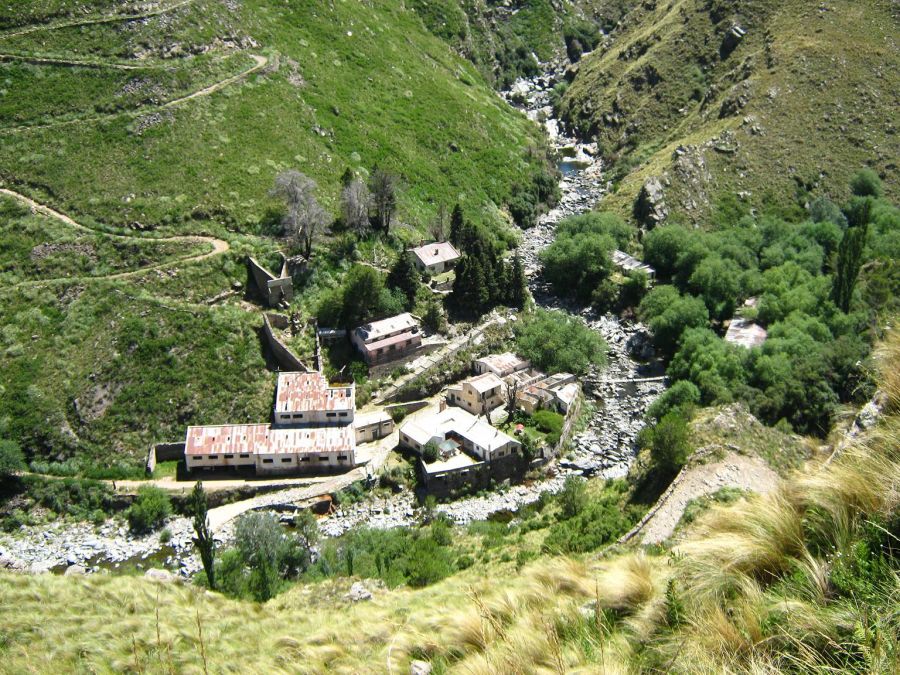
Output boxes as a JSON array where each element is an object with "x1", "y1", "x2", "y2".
[
  {"x1": 557, "y1": 476, "x2": 587, "y2": 520},
  {"x1": 389, "y1": 406, "x2": 408, "y2": 423},
  {"x1": 126, "y1": 486, "x2": 172, "y2": 533},
  {"x1": 850, "y1": 168, "x2": 883, "y2": 198},
  {"x1": 647, "y1": 412, "x2": 692, "y2": 476},
  {"x1": 646, "y1": 380, "x2": 701, "y2": 422},
  {"x1": 422, "y1": 441, "x2": 440, "y2": 463},
  {"x1": 0, "y1": 439, "x2": 26, "y2": 478}
]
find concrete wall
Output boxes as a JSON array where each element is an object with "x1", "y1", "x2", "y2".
[
  {"x1": 274, "y1": 409, "x2": 353, "y2": 426},
  {"x1": 421, "y1": 453, "x2": 526, "y2": 496},
  {"x1": 248, "y1": 256, "x2": 293, "y2": 307},
  {"x1": 262, "y1": 314, "x2": 311, "y2": 372},
  {"x1": 145, "y1": 442, "x2": 186, "y2": 475},
  {"x1": 354, "y1": 417, "x2": 394, "y2": 444}
]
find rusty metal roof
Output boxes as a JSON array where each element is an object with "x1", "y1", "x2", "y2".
[
  {"x1": 185, "y1": 423, "x2": 354, "y2": 457},
  {"x1": 275, "y1": 372, "x2": 354, "y2": 414}
]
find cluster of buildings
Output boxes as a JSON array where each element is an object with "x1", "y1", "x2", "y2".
[
  {"x1": 397, "y1": 351, "x2": 581, "y2": 491},
  {"x1": 184, "y1": 371, "x2": 393, "y2": 476}
]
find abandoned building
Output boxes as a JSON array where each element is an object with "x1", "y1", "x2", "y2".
[
  {"x1": 612, "y1": 250, "x2": 656, "y2": 280},
  {"x1": 184, "y1": 371, "x2": 357, "y2": 476},
  {"x1": 724, "y1": 317, "x2": 768, "y2": 349},
  {"x1": 446, "y1": 372, "x2": 505, "y2": 416},
  {"x1": 353, "y1": 410, "x2": 395, "y2": 444},
  {"x1": 408, "y1": 241, "x2": 461, "y2": 275},
  {"x1": 399, "y1": 407, "x2": 522, "y2": 491},
  {"x1": 515, "y1": 373, "x2": 579, "y2": 415},
  {"x1": 247, "y1": 255, "x2": 294, "y2": 307},
  {"x1": 473, "y1": 352, "x2": 530, "y2": 378},
  {"x1": 351, "y1": 312, "x2": 422, "y2": 366}
]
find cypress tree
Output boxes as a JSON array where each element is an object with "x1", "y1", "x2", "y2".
[
  {"x1": 510, "y1": 252, "x2": 528, "y2": 308},
  {"x1": 831, "y1": 224, "x2": 867, "y2": 313},
  {"x1": 387, "y1": 253, "x2": 421, "y2": 310},
  {"x1": 450, "y1": 204, "x2": 465, "y2": 247},
  {"x1": 190, "y1": 481, "x2": 216, "y2": 590}
]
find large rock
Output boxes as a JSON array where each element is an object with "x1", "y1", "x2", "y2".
[
  {"x1": 410, "y1": 660, "x2": 432, "y2": 675},
  {"x1": 145, "y1": 568, "x2": 179, "y2": 583},
  {"x1": 346, "y1": 581, "x2": 373, "y2": 602},
  {"x1": 64, "y1": 564, "x2": 87, "y2": 576},
  {"x1": 633, "y1": 177, "x2": 668, "y2": 229}
]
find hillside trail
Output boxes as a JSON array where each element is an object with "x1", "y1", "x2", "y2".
[
  {"x1": 638, "y1": 452, "x2": 779, "y2": 545},
  {"x1": 0, "y1": 187, "x2": 230, "y2": 285},
  {"x1": 0, "y1": 53, "x2": 151, "y2": 70},
  {"x1": 0, "y1": 0, "x2": 197, "y2": 40},
  {"x1": 0, "y1": 53, "x2": 268, "y2": 134}
]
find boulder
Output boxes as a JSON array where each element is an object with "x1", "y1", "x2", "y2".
[
  {"x1": 410, "y1": 660, "x2": 432, "y2": 675},
  {"x1": 64, "y1": 564, "x2": 87, "y2": 576},
  {"x1": 346, "y1": 581, "x2": 373, "y2": 602},
  {"x1": 145, "y1": 568, "x2": 179, "y2": 583}
]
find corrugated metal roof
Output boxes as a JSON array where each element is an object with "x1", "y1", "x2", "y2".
[
  {"x1": 400, "y1": 407, "x2": 518, "y2": 453},
  {"x1": 464, "y1": 372, "x2": 504, "y2": 394},
  {"x1": 185, "y1": 423, "x2": 354, "y2": 456},
  {"x1": 476, "y1": 352, "x2": 529, "y2": 376},
  {"x1": 275, "y1": 372, "x2": 354, "y2": 413},
  {"x1": 724, "y1": 318, "x2": 768, "y2": 349}
]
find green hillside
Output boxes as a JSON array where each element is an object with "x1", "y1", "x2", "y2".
[
  {"x1": 559, "y1": 0, "x2": 900, "y2": 225},
  {"x1": 0, "y1": 0, "x2": 549, "y2": 231}
]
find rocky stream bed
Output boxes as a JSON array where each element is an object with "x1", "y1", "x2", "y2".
[{"x1": 1, "y1": 66, "x2": 666, "y2": 579}]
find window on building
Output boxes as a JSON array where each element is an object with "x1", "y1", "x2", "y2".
[
  {"x1": 318, "y1": 456, "x2": 329, "y2": 462},
  {"x1": 326, "y1": 412, "x2": 337, "y2": 418},
  {"x1": 339, "y1": 412, "x2": 348, "y2": 417},
  {"x1": 239, "y1": 454, "x2": 250, "y2": 459},
  {"x1": 224, "y1": 454, "x2": 234, "y2": 459},
  {"x1": 262, "y1": 459, "x2": 274, "y2": 464},
  {"x1": 209, "y1": 455, "x2": 218, "y2": 460},
  {"x1": 293, "y1": 413, "x2": 303, "y2": 419},
  {"x1": 300, "y1": 456, "x2": 310, "y2": 462},
  {"x1": 281, "y1": 458, "x2": 292, "y2": 463},
  {"x1": 337, "y1": 455, "x2": 348, "y2": 460}
]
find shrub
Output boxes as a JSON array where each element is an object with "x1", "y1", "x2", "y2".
[
  {"x1": 126, "y1": 486, "x2": 172, "y2": 533},
  {"x1": 557, "y1": 476, "x2": 588, "y2": 520},
  {"x1": 0, "y1": 439, "x2": 26, "y2": 478},
  {"x1": 647, "y1": 412, "x2": 692, "y2": 476},
  {"x1": 646, "y1": 380, "x2": 701, "y2": 422},
  {"x1": 422, "y1": 441, "x2": 440, "y2": 463},
  {"x1": 389, "y1": 406, "x2": 408, "y2": 423},
  {"x1": 850, "y1": 168, "x2": 884, "y2": 198}
]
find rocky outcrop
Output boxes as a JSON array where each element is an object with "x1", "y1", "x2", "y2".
[{"x1": 633, "y1": 176, "x2": 668, "y2": 229}]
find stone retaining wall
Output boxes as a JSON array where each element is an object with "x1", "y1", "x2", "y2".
[
  {"x1": 145, "y1": 442, "x2": 186, "y2": 475},
  {"x1": 262, "y1": 314, "x2": 311, "y2": 372}
]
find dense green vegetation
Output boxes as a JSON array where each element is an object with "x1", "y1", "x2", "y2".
[
  {"x1": 125, "y1": 485, "x2": 172, "y2": 533},
  {"x1": 636, "y1": 176, "x2": 898, "y2": 435},
  {"x1": 514, "y1": 309, "x2": 607, "y2": 375}
]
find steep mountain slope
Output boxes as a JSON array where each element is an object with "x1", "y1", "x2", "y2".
[
  {"x1": 0, "y1": 0, "x2": 548, "y2": 231},
  {"x1": 559, "y1": 0, "x2": 899, "y2": 225}
]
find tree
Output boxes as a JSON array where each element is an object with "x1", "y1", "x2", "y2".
[
  {"x1": 190, "y1": 481, "x2": 216, "y2": 590},
  {"x1": 0, "y1": 439, "x2": 25, "y2": 479},
  {"x1": 508, "y1": 252, "x2": 528, "y2": 309},
  {"x1": 126, "y1": 486, "x2": 171, "y2": 533},
  {"x1": 387, "y1": 253, "x2": 421, "y2": 310},
  {"x1": 557, "y1": 476, "x2": 587, "y2": 519},
  {"x1": 689, "y1": 255, "x2": 742, "y2": 321},
  {"x1": 369, "y1": 167, "x2": 398, "y2": 231},
  {"x1": 638, "y1": 286, "x2": 709, "y2": 352},
  {"x1": 234, "y1": 512, "x2": 287, "y2": 602},
  {"x1": 429, "y1": 204, "x2": 448, "y2": 241},
  {"x1": 646, "y1": 380, "x2": 701, "y2": 422},
  {"x1": 422, "y1": 298, "x2": 447, "y2": 334},
  {"x1": 641, "y1": 224, "x2": 692, "y2": 279},
  {"x1": 541, "y1": 231, "x2": 615, "y2": 301},
  {"x1": 316, "y1": 264, "x2": 404, "y2": 329},
  {"x1": 832, "y1": 224, "x2": 867, "y2": 312},
  {"x1": 514, "y1": 309, "x2": 608, "y2": 375},
  {"x1": 271, "y1": 170, "x2": 329, "y2": 258},
  {"x1": 293, "y1": 510, "x2": 320, "y2": 573},
  {"x1": 340, "y1": 177, "x2": 371, "y2": 236},
  {"x1": 648, "y1": 412, "x2": 691, "y2": 475},
  {"x1": 668, "y1": 328, "x2": 747, "y2": 404},
  {"x1": 449, "y1": 203, "x2": 465, "y2": 247},
  {"x1": 422, "y1": 441, "x2": 440, "y2": 463}
]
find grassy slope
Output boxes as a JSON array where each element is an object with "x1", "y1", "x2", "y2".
[
  {"x1": 0, "y1": 0, "x2": 547, "y2": 231},
  {"x1": 560, "y1": 0, "x2": 900, "y2": 224},
  {"x1": 0, "y1": 0, "x2": 556, "y2": 472},
  {"x1": 4, "y1": 340, "x2": 897, "y2": 673}
]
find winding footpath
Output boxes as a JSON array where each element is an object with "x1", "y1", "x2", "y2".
[{"x1": 0, "y1": 187, "x2": 230, "y2": 286}]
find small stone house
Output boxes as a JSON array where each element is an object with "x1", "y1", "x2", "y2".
[
  {"x1": 473, "y1": 352, "x2": 530, "y2": 378},
  {"x1": 351, "y1": 313, "x2": 422, "y2": 366},
  {"x1": 515, "y1": 373, "x2": 578, "y2": 415},
  {"x1": 353, "y1": 410, "x2": 395, "y2": 444},
  {"x1": 408, "y1": 241, "x2": 460, "y2": 275},
  {"x1": 446, "y1": 372, "x2": 505, "y2": 416}
]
